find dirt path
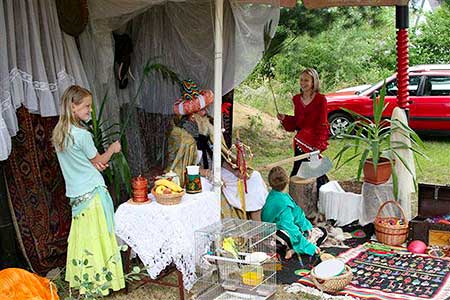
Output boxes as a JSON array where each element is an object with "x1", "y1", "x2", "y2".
[{"x1": 233, "y1": 102, "x2": 283, "y2": 135}]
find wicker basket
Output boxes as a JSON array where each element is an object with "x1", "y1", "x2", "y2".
[
  {"x1": 374, "y1": 200, "x2": 409, "y2": 246},
  {"x1": 310, "y1": 265, "x2": 353, "y2": 294},
  {"x1": 151, "y1": 187, "x2": 184, "y2": 205}
]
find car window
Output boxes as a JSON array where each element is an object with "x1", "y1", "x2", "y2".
[
  {"x1": 385, "y1": 76, "x2": 421, "y2": 96},
  {"x1": 424, "y1": 76, "x2": 450, "y2": 96}
]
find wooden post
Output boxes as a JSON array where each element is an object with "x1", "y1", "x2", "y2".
[{"x1": 289, "y1": 176, "x2": 320, "y2": 221}]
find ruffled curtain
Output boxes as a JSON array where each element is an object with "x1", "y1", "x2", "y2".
[{"x1": 0, "y1": 0, "x2": 89, "y2": 161}]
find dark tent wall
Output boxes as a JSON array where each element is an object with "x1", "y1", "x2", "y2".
[{"x1": 0, "y1": 163, "x2": 24, "y2": 269}]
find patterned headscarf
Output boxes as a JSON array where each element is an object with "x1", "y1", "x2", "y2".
[{"x1": 180, "y1": 79, "x2": 200, "y2": 102}]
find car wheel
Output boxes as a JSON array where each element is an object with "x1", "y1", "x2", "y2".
[{"x1": 329, "y1": 112, "x2": 353, "y2": 137}]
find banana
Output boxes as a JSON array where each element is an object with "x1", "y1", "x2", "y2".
[
  {"x1": 154, "y1": 179, "x2": 183, "y2": 192},
  {"x1": 155, "y1": 185, "x2": 165, "y2": 194}
]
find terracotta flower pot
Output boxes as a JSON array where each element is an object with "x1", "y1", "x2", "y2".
[
  {"x1": 363, "y1": 158, "x2": 392, "y2": 185},
  {"x1": 131, "y1": 176, "x2": 148, "y2": 202}
]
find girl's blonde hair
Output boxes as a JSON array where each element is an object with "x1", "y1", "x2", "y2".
[
  {"x1": 301, "y1": 68, "x2": 320, "y2": 92},
  {"x1": 52, "y1": 85, "x2": 92, "y2": 152}
]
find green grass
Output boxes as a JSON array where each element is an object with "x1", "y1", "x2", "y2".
[{"x1": 239, "y1": 126, "x2": 450, "y2": 186}]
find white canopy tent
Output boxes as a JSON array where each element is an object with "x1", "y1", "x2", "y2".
[{"x1": 1, "y1": 0, "x2": 282, "y2": 198}]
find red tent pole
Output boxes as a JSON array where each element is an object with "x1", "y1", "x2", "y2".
[{"x1": 396, "y1": 5, "x2": 409, "y2": 110}]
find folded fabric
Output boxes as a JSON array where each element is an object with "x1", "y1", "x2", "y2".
[{"x1": 0, "y1": 268, "x2": 59, "y2": 300}]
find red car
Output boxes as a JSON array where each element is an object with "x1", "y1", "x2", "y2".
[{"x1": 326, "y1": 65, "x2": 450, "y2": 136}]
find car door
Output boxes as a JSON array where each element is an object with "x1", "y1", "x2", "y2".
[
  {"x1": 409, "y1": 75, "x2": 450, "y2": 133},
  {"x1": 382, "y1": 75, "x2": 422, "y2": 119}
]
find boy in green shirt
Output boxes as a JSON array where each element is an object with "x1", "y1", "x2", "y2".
[{"x1": 261, "y1": 167, "x2": 326, "y2": 259}]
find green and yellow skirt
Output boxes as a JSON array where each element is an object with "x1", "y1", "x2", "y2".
[{"x1": 65, "y1": 190, "x2": 125, "y2": 295}]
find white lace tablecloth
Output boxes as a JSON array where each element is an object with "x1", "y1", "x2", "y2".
[{"x1": 114, "y1": 191, "x2": 220, "y2": 290}]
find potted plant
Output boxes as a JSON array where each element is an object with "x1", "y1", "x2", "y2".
[{"x1": 334, "y1": 83, "x2": 428, "y2": 196}]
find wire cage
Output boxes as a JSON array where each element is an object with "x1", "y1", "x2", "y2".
[{"x1": 194, "y1": 218, "x2": 278, "y2": 300}]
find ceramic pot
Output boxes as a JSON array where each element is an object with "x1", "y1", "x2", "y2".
[
  {"x1": 131, "y1": 176, "x2": 148, "y2": 202},
  {"x1": 363, "y1": 158, "x2": 392, "y2": 185}
]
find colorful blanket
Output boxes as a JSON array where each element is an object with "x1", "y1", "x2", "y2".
[{"x1": 297, "y1": 244, "x2": 450, "y2": 300}]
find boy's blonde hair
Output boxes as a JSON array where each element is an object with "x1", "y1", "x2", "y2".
[
  {"x1": 52, "y1": 85, "x2": 92, "y2": 152},
  {"x1": 268, "y1": 166, "x2": 289, "y2": 191},
  {"x1": 301, "y1": 68, "x2": 320, "y2": 92}
]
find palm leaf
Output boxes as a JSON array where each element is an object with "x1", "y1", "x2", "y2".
[{"x1": 333, "y1": 80, "x2": 427, "y2": 201}]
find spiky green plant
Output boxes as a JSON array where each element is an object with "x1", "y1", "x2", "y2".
[{"x1": 334, "y1": 83, "x2": 429, "y2": 198}]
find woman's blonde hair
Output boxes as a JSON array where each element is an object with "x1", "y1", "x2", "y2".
[
  {"x1": 52, "y1": 85, "x2": 92, "y2": 152},
  {"x1": 301, "y1": 68, "x2": 320, "y2": 92}
]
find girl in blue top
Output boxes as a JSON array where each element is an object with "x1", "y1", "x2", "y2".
[{"x1": 52, "y1": 85, "x2": 125, "y2": 295}]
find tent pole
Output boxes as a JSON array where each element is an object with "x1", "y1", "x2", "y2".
[
  {"x1": 396, "y1": 5, "x2": 410, "y2": 113},
  {"x1": 213, "y1": 0, "x2": 224, "y2": 196}
]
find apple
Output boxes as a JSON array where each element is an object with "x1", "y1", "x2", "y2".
[{"x1": 163, "y1": 188, "x2": 172, "y2": 194}]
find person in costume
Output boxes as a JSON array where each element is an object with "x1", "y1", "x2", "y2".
[
  {"x1": 213, "y1": 136, "x2": 268, "y2": 221},
  {"x1": 277, "y1": 68, "x2": 329, "y2": 188},
  {"x1": 52, "y1": 85, "x2": 124, "y2": 295},
  {"x1": 167, "y1": 79, "x2": 267, "y2": 220},
  {"x1": 261, "y1": 167, "x2": 326, "y2": 259}
]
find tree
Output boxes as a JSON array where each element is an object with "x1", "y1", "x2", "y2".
[{"x1": 410, "y1": 2, "x2": 450, "y2": 65}]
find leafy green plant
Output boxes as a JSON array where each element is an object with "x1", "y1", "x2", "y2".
[
  {"x1": 248, "y1": 114, "x2": 263, "y2": 133},
  {"x1": 334, "y1": 83, "x2": 428, "y2": 197},
  {"x1": 52, "y1": 245, "x2": 147, "y2": 300},
  {"x1": 87, "y1": 94, "x2": 132, "y2": 204},
  {"x1": 86, "y1": 59, "x2": 180, "y2": 204}
]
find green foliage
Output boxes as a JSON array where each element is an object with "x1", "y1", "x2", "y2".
[
  {"x1": 274, "y1": 16, "x2": 396, "y2": 93},
  {"x1": 410, "y1": 3, "x2": 450, "y2": 65},
  {"x1": 52, "y1": 244, "x2": 147, "y2": 300},
  {"x1": 247, "y1": 114, "x2": 263, "y2": 134},
  {"x1": 279, "y1": 5, "x2": 386, "y2": 36},
  {"x1": 87, "y1": 95, "x2": 132, "y2": 205},
  {"x1": 333, "y1": 84, "x2": 428, "y2": 198},
  {"x1": 86, "y1": 59, "x2": 180, "y2": 205},
  {"x1": 240, "y1": 6, "x2": 397, "y2": 114}
]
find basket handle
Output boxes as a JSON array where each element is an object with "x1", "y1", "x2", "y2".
[
  {"x1": 375, "y1": 200, "x2": 407, "y2": 222},
  {"x1": 310, "y1": 270, "x2": 326, "y2": 291}
]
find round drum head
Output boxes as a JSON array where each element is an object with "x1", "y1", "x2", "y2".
[{"x1": 313, "y1": 259, "x2": 345, "y2": 279}]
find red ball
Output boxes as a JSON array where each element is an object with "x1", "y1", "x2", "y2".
[{"x1": 407, "y1": 240, "x2": 427, "y2": 254}]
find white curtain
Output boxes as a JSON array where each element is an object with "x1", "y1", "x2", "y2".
[
  {"x1": 0, "y1": 0, "x2": 89, "y2": 160},
  {"x1": 80, "y1": 0, "x2": 279, "y2": 112},
  {"x1": 79, "y1": 0, "x2": 279, "y2": 175},
  {"x1": 0, "y1": 0, "x2": 279, "y2": 165}
]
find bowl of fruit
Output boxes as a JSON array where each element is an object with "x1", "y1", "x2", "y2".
[{"x1": 151, "y1": 179, "x2": 185, "y2": 205}]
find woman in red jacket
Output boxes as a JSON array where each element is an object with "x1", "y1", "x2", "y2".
[{"x1": 277, "y1": 68, "x2": 329, "y2": 186}]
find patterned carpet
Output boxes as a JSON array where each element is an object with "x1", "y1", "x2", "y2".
[
  {"x1": 297, "y1": 243, "x2": 450, "y2": 300},
  {"x1": 4, "y1": 107, "x2": 70, "y2": 274}
]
